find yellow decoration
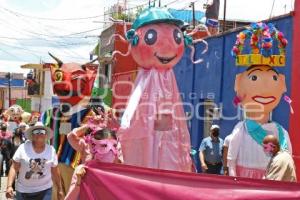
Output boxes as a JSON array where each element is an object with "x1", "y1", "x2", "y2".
[
  {"x1": 54, "y1": 70, "x2": 63, "y2": 82},
  {"x1": 236, "y1": 54, "x2": 285, "y2": 67}
]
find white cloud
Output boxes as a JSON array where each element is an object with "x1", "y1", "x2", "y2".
[{"x1": 0, "y1": 60, "x2": 29, "y2": 73}]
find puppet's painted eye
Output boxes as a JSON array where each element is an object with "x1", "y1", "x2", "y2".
[
  {"x1": 249, "y1": 75, "x2": 258, "y2": 81},
  {"x1": 144, "y1": 29, "x2": 157, "y2": 45},
  {"x1": 173, "y1": 29, "x2": 182, "y2": 45},
  {"x1": 273, "y1": 75, "x2": 278, "y2": 81},
  {"x1": 54, "y1": 70, "x2": 63, "y2": 82}
]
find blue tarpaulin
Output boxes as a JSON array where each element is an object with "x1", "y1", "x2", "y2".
[{"x1": 168, "y1": 8, "x2": 205, "y2": 23}]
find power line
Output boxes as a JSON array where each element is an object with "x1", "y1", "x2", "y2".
[
  {"x1": 0, "y1": 1, "x2": 154, "y2": 21},
  {"x1": 3, "y1": 12, "x2": 99, "y2": 59},
  {"x1": 0, "y1": 43, "x2": 90, "y2": 61},
  {"x1": 0, "y1": 48, "x2": 27, "y2": 62},
  {"x1": 163, "y1": 0, "x2": 181, "y2": 7},
  {"x1": 0, "y1": 42, "x2": 41, "y2": 58},
  {"x1": 0, "y1": 21, "x2": 97, "y2": 48},
  {"x1": 269, "y1": 0, "x2": 276, "y2": 18},
  {"x1": 0, "y1": 35, "x2": 98, "y2": 40},
  {"x1": 0, "y1": 17, "x2": 95, "y2": 59},
  {"x1": 0, "y1": 18, "x2": 102, "y2": 38}
]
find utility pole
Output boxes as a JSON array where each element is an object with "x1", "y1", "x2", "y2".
[
  {"x1": 223, "y1": 0, "x2": 227, "y2": 32},
  {"x1": 190, "y1": 2, "x2": 196, "y2": 28},
  {"x1": 5, "y1": 72, "x2": 11, "y2": 107},
  {"x1": 159, "y1": 0, "x2": 161, "y2": 7},
  {"x1": 124, "y1": 0, "x2": 127, "y2": 10}
]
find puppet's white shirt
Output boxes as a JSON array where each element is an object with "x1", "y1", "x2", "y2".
[{"x1": 227, "y1": 121, "x2": 292, "y2": 179}]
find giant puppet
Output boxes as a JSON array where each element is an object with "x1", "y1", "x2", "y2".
[
  {"x1": 227, "y1": 23, "x2": 293, "y2": 179},
  {"x1": 42, "y1": 54, "x2": 98, "y2": 197},
  {"x1": 114, "y1": 7, "x2": 207, "y2": 172},
  {"x1": 3, "y1": 104, "x2": 31, "y2": 132}
]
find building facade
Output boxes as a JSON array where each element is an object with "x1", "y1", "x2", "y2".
[{"x1": 0, "y1": 72, "x2": 28, "y2": 111}]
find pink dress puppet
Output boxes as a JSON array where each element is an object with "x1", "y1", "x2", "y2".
[{"x1": 113, "y1": 7, "x2": 208, "y2": 172}]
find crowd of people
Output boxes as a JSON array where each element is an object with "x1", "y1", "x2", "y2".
[
  {"x1": 0, "y1": 105, "x2": 296, "y2": 200},
  {"x1": 0, "y1": 108, "x2": 121, "y2": 200}
]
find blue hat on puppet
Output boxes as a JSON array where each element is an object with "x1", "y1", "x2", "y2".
[
  {"x1": 231, "y1": 22, "x2": 288, "y2": 67},
  {"x1": 132, "y1": 7, "x2": 184, "y2": 30},
  {"x1": 126, "y1": 7, "x2": 194, "y2": 47}
]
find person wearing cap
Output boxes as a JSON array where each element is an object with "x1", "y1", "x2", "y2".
[
  {"x1": 263, "y1": 135, "x2": 296, "y2": 182},
  {"x1": 199, "y1": 125, "x2": 224, "y2": 174},
  {"x1": 6, "y1": 122, "x2": 64, "y2": 200},
  {"x1": 204, "y1": 0, "x2": 220, "y2": 35}
]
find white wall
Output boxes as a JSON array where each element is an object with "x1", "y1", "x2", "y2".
[{"x1": 31, "y1": 70, "x2": 55, "y2": 113}]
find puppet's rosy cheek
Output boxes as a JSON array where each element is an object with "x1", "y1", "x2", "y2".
[{"x1": 131, "y1": 45, "x2": 155, "y2": 63}]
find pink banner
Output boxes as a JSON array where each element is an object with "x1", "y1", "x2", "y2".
[{"x1": 79, "y1": 161, "x2": 300, "y2": 200}]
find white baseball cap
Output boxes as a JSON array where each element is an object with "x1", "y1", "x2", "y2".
[{"x1": 210, "y1": 124, "x2": 220, "y2": 130}]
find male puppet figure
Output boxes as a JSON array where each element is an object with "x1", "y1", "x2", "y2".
[
  {"x1": 227, "y1": 23, "x2": 292, "y2": 179},
  {"x1": 42, "y1": 54, "x2": 98, "y2": 198}
]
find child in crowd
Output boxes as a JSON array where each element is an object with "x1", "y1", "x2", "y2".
[
  {"x1": 65, "y1": 113, "x2": 121, "y2": 200},
  {"x1": 65, "y1": 127, "x2": 120, "y2": 200}
]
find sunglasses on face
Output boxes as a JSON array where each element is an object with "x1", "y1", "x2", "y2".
[{"x1": 32, "y1": 129, "x2": 47, "y2": 135}]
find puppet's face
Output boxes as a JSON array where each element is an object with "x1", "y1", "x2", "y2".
[
  {"x1": 6, "y1": 105, "x2": 23, "y2": 121},
  {"x1": 235, "y1": 65, "x2": 286, "y2": 114},
  {"x1": 131, "y1": 23, "x2": 184, "y2": 70},
  {"x1": 50, "y1": 63, "x2": 97, "y2": 107}
]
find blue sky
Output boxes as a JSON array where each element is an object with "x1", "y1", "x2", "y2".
[{"x1": 0, "y1": 0, "x2": 295, "y2": 73}]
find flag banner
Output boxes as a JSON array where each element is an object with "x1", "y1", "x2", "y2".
[{"x1": 80, "y1": 161, "x2": 300, "y2": 200}]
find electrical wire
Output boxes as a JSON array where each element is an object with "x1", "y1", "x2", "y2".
[
  {"x1": 163, "y1": 0, "x2": 181, "y2": 7},
  {"x1": 0, "y1": 14, "x2": 95, "y2": 60},
  {"x1": 0, "y1": 48, "x2": 27, "y2": 62},
  {"x1": 269, "y1": 0, "x2": 276, "y2": 18},
  {"x1": 0, "y1": 1, "x2": 155, "y2": 21}
]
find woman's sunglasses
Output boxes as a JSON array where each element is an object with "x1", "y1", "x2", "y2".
[{"x1": 32, "y1": 129, "x2": 47, "y2": 135}]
